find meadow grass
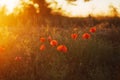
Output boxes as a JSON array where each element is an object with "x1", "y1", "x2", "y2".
[{"x1": 0, "y1": 18, "x2": 120, "y2": 80}]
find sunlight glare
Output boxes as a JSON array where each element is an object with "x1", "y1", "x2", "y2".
[
  {"x1": 45, "y1": 0, "x2": 120, "y2": 17},
  {"x1": 0, "y1": 0, "x2": 39, "y2": 15}
]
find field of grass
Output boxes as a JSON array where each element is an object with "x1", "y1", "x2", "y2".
[{"x1": 0, "y1": 16, "x2": 120, "y2": 80}]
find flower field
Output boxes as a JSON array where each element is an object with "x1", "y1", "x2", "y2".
[{"x1": 0, "y1": 17, "x2": 120, "y2": 80}]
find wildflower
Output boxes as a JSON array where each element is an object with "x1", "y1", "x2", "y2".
[
  {"x1": 50, "y1": 40, "x2": 58, "y2": 47},
  {"x1": 82, "y1": 33, "x2": 91, "y2": 39},
  {"x1": 90, "y1": 27, "x2": 96, "y2": 33},
  {"x1": 57, "y1": 45, "x2": 68, "y2": 53},
  {"x1": 40, "y1": 44, "x2": 46, "y2": 51},
  {"x1": 48, "y1": 36, "x2": 52, "y2": 42},
  {"x1": 40, "y1": 37, "x2": 45, "y2": 43},
  {"x1": 71, "y1": 33, "x2": 78, "y2": 40},
  {"x1": 15, "y1": 56, "x2": 22, "y2": 61}
]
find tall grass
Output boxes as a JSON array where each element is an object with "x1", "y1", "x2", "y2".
[{"x1": 0, "y1": 18, "x2": 120, "y2": 80}]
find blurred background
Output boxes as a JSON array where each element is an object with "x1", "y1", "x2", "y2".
[{"x1": 0, "y1": 0, "x2": 120, "y2": 80}]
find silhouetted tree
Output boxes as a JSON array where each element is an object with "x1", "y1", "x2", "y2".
[
  {"x1": 109, "y1": 5, "x2": 118, "y2": 17},
  {"x1": 33, "y1": 0, "x2": 51, "y2": 16}
]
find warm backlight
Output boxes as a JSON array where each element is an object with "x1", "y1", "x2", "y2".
[
  {"x1": 45, "y1": 0, "x2": 120, "y2": 17},
  {"x1": 0, "y1": 0, "x2": 39, "y2": 15}
]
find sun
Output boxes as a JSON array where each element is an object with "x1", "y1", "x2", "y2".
[
  {"x1": 0, "y1": 0, "x2": 39, "y2": 15},
  {"x1": 0, "y1": 0, "x2": 21, "y2": 14}
]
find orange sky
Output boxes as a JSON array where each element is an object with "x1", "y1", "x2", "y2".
[
  {"x1": 0, "y1": 0, "x2": 120, "y2": 17},
  {"x1": 0, "y1": 0, "x2": 39, "y2": 15}
]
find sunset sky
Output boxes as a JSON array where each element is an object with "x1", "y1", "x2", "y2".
[
  {"x1": 46, "y1": 0, "x2": 120, "y2": 17},
  {"x1": 0, "y1": 0, "x2": 120, "y2": 17}
]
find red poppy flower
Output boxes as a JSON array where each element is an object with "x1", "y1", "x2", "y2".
[
  {"x1": 90, "y1": 27, "x2": 96, "y2": 33},
  {"x1": 40, "y1": 37, "x2": 45, "y2": 43},
  {"x1": 57, "y1": 45, "x2": 68, "y2": 53},
  {"x1": 71, "y1": 33, "x2": 78, "y2": 40},
  {"x1": 82, "y1": 33, "x2": 91, "y2": 39},
  {"x1": 40, "y1": 44, "x2": 46, "y2": 51},
  {"x1": 50, "y1": 40, "x2": 58, "y2": 47},
  {"x1": 15, "y1": 56, "x2": 22, "y2": 61},
  {"x1": 48, "y1": 36, "x2": 52, "y2": 42}
]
